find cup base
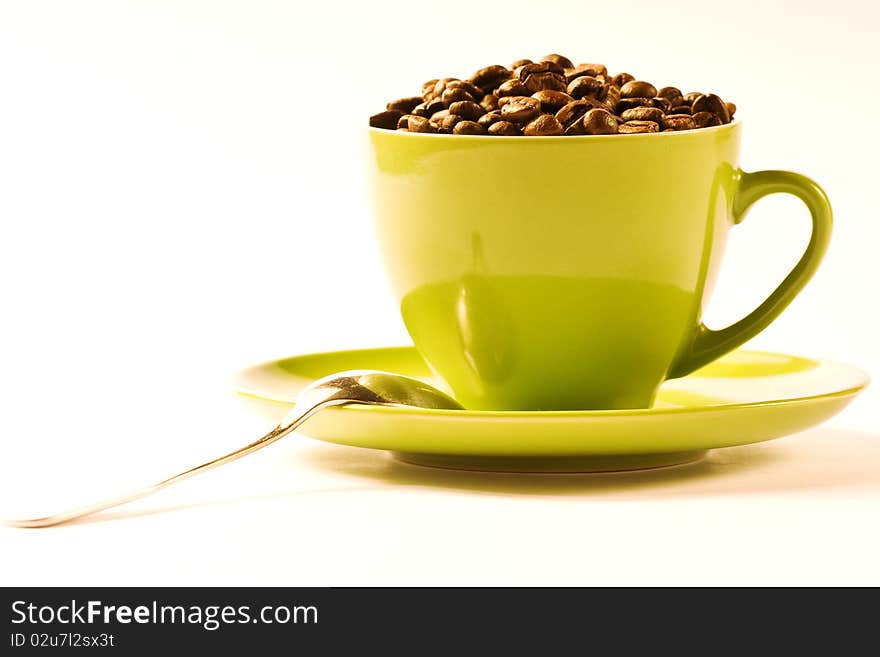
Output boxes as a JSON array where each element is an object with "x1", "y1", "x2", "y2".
[{"x1": 392, "y1": 450, "x2": 707, "y2": 473}]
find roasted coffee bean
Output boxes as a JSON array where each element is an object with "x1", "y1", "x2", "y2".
[
  {"x1": 582, "y1": 108, "x2": 618, "y2": 135},
  {"x1": 612, "y1": 72, "x2": 635, "y2": 87},
  {"x1": 618, "y1": 120, "x2": 659, "y2": 134},
  {"x1": 397, "y1": 114, "x2": 414, "y2": 129},
  {"x1": 387, "y1": 97, "x2": 423, "y2": 113},
  {"x1": 407, "y1": 115, "x2": 437, "y2": 133},
  {"x1": 565, "y1": 63, "x2": 608, "y2": 83},
  {"x1": 441, "y1": 87, "x2": 475, "y2": 105},
  {"x1": 691, "y1": 93, "x2": 730, "y2": 123},
  {"x1": 496, "y1": 79, "x2": 532, "y2": 97},
  {"x1": 516, "y1": 62, "x2": 565, "y2": 92},
  {"x1": 500, "y1": 96, "x2": 542, "y2": 123},
  {"x1": 429, "y1": 110, "x2": 456, "y2": 131},
  {"x1": 726, "y1": 102, "x2": 737, "y2": 118},
  {"x1": 663, "y1": 115, "x2": 696, "y2": 131},
  {"x1": 511, "y1": 58, "x2": 532, "y2": 69},
  {"x1": 541, "y1": 53, "x2": 574, "y2": 69},
  {"x1": 603, "y1": 84, "x2": 621, "y2": 111},
  {"x1": 683, "y1": 92, "x2": 702, "y2": 104},
  {"x1": 542, "y1": 60, "x2": 566, "y2": 77},
  {"x1": 480, "y1": 94, "x2": 499, "y2": 111},
  {"x1": 469, "y1": 65, "x2": 512, "y2": 92},
  {"x1": 555, "y1": 99, "x2": 595, "y2": 127},
  {"x1": 431, "y1": 114, "x2": 462, "y2": 135},
  {"x1": 480, "y1": 94, "x2": 500, "y2": 112},
  {"x1": 370, "y1": 110, "x2": 403, "y2": 130},
  {"x1": 523, "y1": 114, "x2": 564, "y2": 136},
  {"x1": 567, "y1": 75, "x2": 604, "y2": 99},
  {"x1": 449, "y1": 100, "x2": 485, "y2": 121},
  {"x1": 523, "y1": 72, "x2": 567, "y2": 93},
  {"x1": 437, "y1": 113, "x2": 463, "y2": 132},
  {"x1": 657, "y1": 86, "x2": 683, "y2": 103},
  {"x1": 477, "y1": 110, "x2": 503, "y2": 127},
  {"x1": 421, "y1": 79, "x2": 438, "y2": 98},
  {"x1": 429, "y1": 109, "x2": 451, "y2": 124},
  {"x1": 532, "y1": 90, "x2": 573, "y2": 113},
  {"x1": 650, "y1": 96, "x2": 673, "y2": 112},
  {"x1": 446, "y1": 80, "x2": 485, "y2": 100},
  {"x1": 621, "y1": 107, "x2": 664, "y2": 124},
  {"x1": 416, "y1": 98, "x2": 445, "y2": 116},
  {"x1": 565, "y1": 64, "x2": 605, "y2": 83},
  {"x1": 615, "y1": 97, "x2": 653, "y2": 113},
  {"x1": 668, "y1": 104, "x2": 692, "y2": 115},
  {"x1": 453, "y1": 120, "x2": 486, "y2": 135},
  {"x1": 564, "y1": 116, "x2": 587, "y2": 135},
  {"x1": 517, "y1": 61, "x2": 565, "y2": 79},
  {"x1": 488, "y1": 120, "x2": 521, "y2": 136},
  {"x1": 692, "y1": 111, "x2": 722, "y2": 128},
  {"x1": 430, "y1": 78, "x2": 458, "y2": 100},
  {"x1": 620, "y1": 80, "x2": 658, "y2": 99}
]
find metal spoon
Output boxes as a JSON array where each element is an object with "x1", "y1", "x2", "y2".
[{"x1": 6, "y1": 370, "x2": 463, "y2": 528}]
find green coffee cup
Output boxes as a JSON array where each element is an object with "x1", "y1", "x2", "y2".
[{"x1": 368, "y1": 122, "x2": 832, "y2": 410}]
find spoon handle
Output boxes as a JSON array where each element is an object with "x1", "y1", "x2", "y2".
[{"x1": 5, "y1": 396, "x2": 346, "y2": 529}]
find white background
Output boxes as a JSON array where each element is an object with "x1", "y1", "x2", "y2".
[{"x1": 1, "y1": 0, "x2": 878, "y2": 586}]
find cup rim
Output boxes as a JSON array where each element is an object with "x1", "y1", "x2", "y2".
[{"x1": 368, "y1": 118, "x2": 740, "y2": 141}]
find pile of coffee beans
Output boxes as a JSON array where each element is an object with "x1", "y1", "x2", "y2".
[{"x1": 369, "y1": 54, "x2": 735, "y2": 136}]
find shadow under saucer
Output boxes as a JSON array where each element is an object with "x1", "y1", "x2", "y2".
[{"x1": 294, "y1": 427, "x2": 880, "y2": 499}]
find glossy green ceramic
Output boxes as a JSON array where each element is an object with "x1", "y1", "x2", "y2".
[
  {"x1": 368, "y1": 123, "x2": 833, "y2": 410},
  {"x1": 236, "y1": 346, "x2": 868, "y2": 472}
]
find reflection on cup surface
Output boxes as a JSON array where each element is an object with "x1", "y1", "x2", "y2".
[
  {"x1": 455, "y1": 272, "x2": 517, "y2": 386},
  {"x1": 403, "y1": 276, "x2": 693, "y2": 410}
]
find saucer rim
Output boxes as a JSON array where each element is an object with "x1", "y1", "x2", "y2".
[{"x1": 236, "y1": 346, "x2": 870, "y2": 419}]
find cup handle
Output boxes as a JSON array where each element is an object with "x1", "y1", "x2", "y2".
[{"x1": 668, "y1": 169, "x2": 833, "y2": 379}]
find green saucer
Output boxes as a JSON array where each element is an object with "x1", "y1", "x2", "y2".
[{"x1": 236, "y1": 347, "x2": 868, "y2": 473}]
